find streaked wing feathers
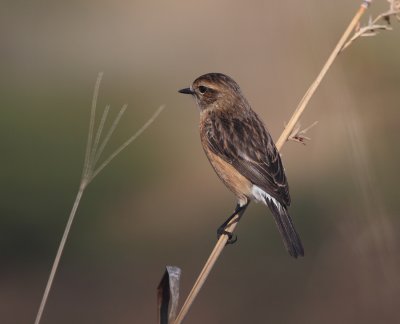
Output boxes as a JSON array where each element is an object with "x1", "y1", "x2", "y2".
[{"x1": 204, "y1": 110, "x2": 290, "y2": 206}]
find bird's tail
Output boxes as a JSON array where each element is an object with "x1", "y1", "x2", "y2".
[{"x1": 263, "y1": 196, "x2": 304, "y2": 258}]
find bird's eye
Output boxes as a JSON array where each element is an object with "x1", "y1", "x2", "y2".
[{"x1": 198, "y1": 86, "x2": 208, "y2": 94}]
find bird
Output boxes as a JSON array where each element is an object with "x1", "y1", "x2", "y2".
[{"x1": 178, "y1": 73, "x2": 304, "y2": 258}]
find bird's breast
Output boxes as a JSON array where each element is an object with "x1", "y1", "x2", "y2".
[{"x1": 202, "y1": 145, "x2": 252, "y2": 202}]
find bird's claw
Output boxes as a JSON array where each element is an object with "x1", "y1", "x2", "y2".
[{"x1": 217, "y1": 229, "x2": 237, "y2": 245}]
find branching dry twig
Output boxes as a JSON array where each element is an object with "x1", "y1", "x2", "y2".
[
  {"x1": 342, "y1": 0, "x2": 400, "y2": 51},
  {"x1": 34, "y1": 74, "x2": 165, "y2": 324},
  {"x1": 173, "y1": 2, "x2": 379, "y2": 323},
  {"x1": 288, "y1": 121, "x2": 319, "y2": 145}
]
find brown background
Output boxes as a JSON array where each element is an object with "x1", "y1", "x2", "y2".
[{"x1": 1, "y1": 1, "x2": 399, "y2": 323}]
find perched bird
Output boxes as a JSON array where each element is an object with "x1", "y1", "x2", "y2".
[{"x1": 179, "y1": 73, "x2": 304, "y2": 258}]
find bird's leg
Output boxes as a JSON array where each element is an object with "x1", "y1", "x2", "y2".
[{"x1": 217, "y1": 202, "x2": 249, "y2": 244}]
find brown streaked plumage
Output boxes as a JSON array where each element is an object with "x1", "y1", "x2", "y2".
[{"x1": 179, "y1": 73, "x2": 304, "y2": 258}]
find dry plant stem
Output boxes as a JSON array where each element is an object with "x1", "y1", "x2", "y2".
[
  {"x1": 34, "y1": 72, "x2": 104, "y2": 324},
  {"x1": 92, "y1": 104, "x2": 128, "y2": 169},
  {"x1": 173, "y1": 3, "x2": 369, "y2": 324},
  {"x1": 34, "y1": 73, "x2": 165, "y2": 324},
  {"x1": 342, "y1": 1, "x2": 400, "y2": 51},
  {"x1": 92, "y1": 104, "x2": 165, "y2": 179},
  {"x1": 82, "y1": 72, "x2": 103, "y2": 180},
  {"x1": 275, "y1": 2, "x2": 368, "y2": 150},
  {"x1": 34, "y1": 185, "x2": 86, "y2": 324},
  {"x1": 90, "y1": 104, "x2": 111, "y2": 167},
  {"x1": 173, "y1": 221, "x2": 234, "y2": 324}
]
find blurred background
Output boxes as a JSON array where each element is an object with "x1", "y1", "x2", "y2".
[{"x1": 1, "y1": 1, "x2": 399, "y2": 323}]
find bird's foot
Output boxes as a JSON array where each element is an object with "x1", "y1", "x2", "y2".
[{"x1": 217, "y1": 228, "x2": 237, "y2": 245}]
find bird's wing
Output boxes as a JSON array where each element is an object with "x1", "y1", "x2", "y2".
[{"x1": 203, "y1": 110, "x2": 291, "y2": 206}]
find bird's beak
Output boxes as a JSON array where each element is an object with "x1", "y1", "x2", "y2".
[{"x1": 178, "y1": 87, "x2": 194, "y2": 95}]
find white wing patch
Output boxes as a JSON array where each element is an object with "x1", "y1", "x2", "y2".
[{"x1": 251, "y1": 185, "x2": 283, "y2": 212}]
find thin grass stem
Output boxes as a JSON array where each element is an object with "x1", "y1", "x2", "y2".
[
  {"x1": 92, "y1": 105, "x2": 165, "y2": 180},
  {"x1": 82, "y1": 72, "x2": 103, "y2": 180},
  {"x1": 34, "y1": 187, "x2": 85, "y2": 324},
  {"x1": 89, "y1": 104, "x2": 110, "y2": 171},
  {"x1": 34, "y1": 73, "x2": 164, "y2": 324},
  {"x1": 92, "y1": 104, "x2": 128, "y2": 170}
]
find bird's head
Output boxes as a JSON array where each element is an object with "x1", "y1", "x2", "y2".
[{"x1": 179, "y1": 73, "x2": 245, "y2": 112}]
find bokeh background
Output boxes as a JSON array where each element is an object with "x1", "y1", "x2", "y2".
[{"x1": 1, "y1": 1, "x2": 399, "y2": 323}]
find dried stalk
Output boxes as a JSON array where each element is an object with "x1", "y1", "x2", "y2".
[
  {"x1": 34, "y1": 74, "x2": 165, "y2": 324},
  {"x1": 173, "y1": 2, "x2": 371, "y2": 323},
  {"x1": 342, "y1": 0, "x2": 400, "y2": 51}
]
